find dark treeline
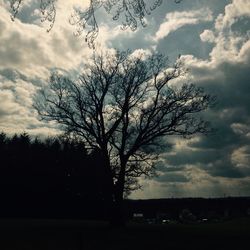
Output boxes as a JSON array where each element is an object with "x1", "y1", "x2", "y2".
[{"x1": 0, "y1": 132, "x2": 109, "y2": 219}]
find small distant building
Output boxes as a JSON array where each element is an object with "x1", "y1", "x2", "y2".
[
  {"x1": 156, "y1": 211, "x2": 171, "y2": 224},
  {"x1": 133, "y1": 213, "x2": 144, "y2": 222}
]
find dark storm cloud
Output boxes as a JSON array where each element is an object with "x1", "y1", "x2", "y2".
[
  {"x1": 158, "y1": 47, "x2": 250, "y2": 180},
  {"x1": 156, "y1": 161, "x2": 186, "y2": 172},
  {"x1": 207, "y1": 159, "x2": 246, "y2": 178},
  {"x1": 165, "y1": 148, "x2": 222, "y2": 166},
  {"x1": 154, "y1": 0, "x2": 250, "y2": 185},
  {"x1": 160, "y1": 144, "x2": 249, "y2": 179},
  {"x1": 195, "y1": 60, "x2": 250, "y2": 145},
  {"x1": 200, "y1": 61, "x2": 250, "y2": 113},
  {"x1": 189, "y1": 113, "x2": 245, "y2": 150}
]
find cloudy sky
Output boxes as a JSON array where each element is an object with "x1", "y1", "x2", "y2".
[{"x1": 0, "y1": 0, "x2": 250, "y2": 199}]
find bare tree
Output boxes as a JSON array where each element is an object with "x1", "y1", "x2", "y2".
[
  {"x1": 9, "y1": 0, "x2": 181, "y2": 48},
  {"x1": 34, "y1": 50, "x2": 214, "y2": 225}
]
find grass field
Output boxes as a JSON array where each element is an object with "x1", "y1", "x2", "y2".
[{"x1": 0, "y1": 217, "x2": 249, "y2": 249}]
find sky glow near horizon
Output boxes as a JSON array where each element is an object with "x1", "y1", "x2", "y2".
[{"x1": 0, "y1": 0, "x2": 250, "y2": 199}]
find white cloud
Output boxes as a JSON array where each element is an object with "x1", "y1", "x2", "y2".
[
  {"x1": 154, "y1": 8, "x2": 213, "y2": 42},
  {"x1": 0, "y1": 89, "x2": 23, "y2": 116},
  {"x1": 0, "y1": 1, "x2": 140, "y2": 137},
  {"x1": 95, "y1": 24, "x2": 136, "y2": 47},
  {"x1": 231, "y1": 146, "x2": 250, "y2": 170},
  {"x1": 129, "y1": 48, "x2": 152, "y2": 60},
  {"x1": 231, "y1": 123, "x2": 250, "y2": 136},
  {"x1": 198, "y1": 0, "x2": 250, "y2": 65},
  {"x1": 0, "y1": 0, "x2": 142, "y2": 137},
  {"x1": 0, "y1": 3, "x2": 95, "y2": 136},
  {"x1": 200, "y1": 29, "x2": 215, "y2": 43},
  {"x1": 186, "y1": 1, "x2": 250, "y2": 67},
  {"x1": 0, "y1": 4, "x2": 93, "y2": 77},
  {"x1": 215, "y1": 0, "x2": 250, "y2": 30}
]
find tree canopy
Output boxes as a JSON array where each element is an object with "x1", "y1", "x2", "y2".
[{"x1": 34, "y1": 50, "x2": 214, "y2": 224}]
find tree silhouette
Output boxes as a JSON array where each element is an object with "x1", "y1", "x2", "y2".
[
  {"x1": 34, "y1": 50, "x2": 214, "y2": 225},
  {"x1": 9, "y1": 0, "x2": 181, "y2": 48}
]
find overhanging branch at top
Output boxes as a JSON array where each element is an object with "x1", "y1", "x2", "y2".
[{"x1": 9, "y1": 0, "x2": 182, "y2": 48}]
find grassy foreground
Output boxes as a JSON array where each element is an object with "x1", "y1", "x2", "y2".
[{"x1": 0, "y1": 217, "x2": 249, "y2": 250}]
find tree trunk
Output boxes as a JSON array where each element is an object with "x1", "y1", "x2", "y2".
[
  {"x1": 102, "y1": 149, "x2": 126, "y2": 227},
  {"x1": 110, "y1": 160, "x2": 126, "y2": 227},
  {"x1": 100, "y1": 150, "x2": 117, "y2": 226}
]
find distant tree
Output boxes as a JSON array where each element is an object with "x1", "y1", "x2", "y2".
[
  {"x1": 7, "y1": 133, "x2": 31, "y2": 172},
  {"x1": 0, "y1": 132, "x2": 8, "y2": 170},
  {"x1": 9, "y1": 0, "x2": 181, "y2": 48},
  {"x1": 34, "y1": 50, "x2": 214, "y2": 225},
  {"x1": 0, "y1": 132, "x2": 7, "y2": 157},
  {"x1": 0, "y1": 132, "x2": 7, "y2": 145}
]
